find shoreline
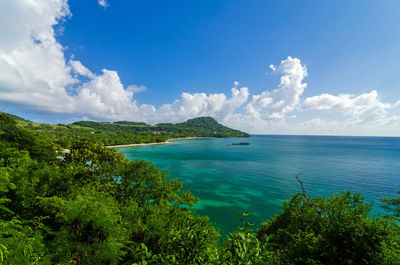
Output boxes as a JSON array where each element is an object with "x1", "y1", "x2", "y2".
[{"x1": 105, "y1": 137, "x2": 214, "y2": 148}]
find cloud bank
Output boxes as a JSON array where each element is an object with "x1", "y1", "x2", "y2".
[{"x1": 0, "y1": 0, "x2": 399, "y2": 136}]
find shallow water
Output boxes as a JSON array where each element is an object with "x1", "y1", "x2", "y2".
[{"x1": 119, "y1": 135, "x2": 400, "y2": 236}]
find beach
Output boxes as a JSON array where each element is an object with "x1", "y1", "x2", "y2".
[{"x1": 105, "y1": 137, "x2": 214, "y2": 148}]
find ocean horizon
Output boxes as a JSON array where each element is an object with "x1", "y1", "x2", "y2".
[{"x1": 119, "y1": 135, "x2": 400, "y2": 236}]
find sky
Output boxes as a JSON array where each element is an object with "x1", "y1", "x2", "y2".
[{"x1": 0, "y1": 0, "x2": 400, "y2": 136}]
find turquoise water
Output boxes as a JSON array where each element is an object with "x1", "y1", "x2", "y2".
[{"x1": 119, "y1": 135, "x2": 400, "y2": 236}]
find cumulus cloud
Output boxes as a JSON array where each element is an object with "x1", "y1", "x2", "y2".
[
  {"x1": 155, "y1": 85, "x2": 249, "y2": 123},
  {"x1": 304, "y1": 91, "x2": 389, "y2": 116},
  {"x1": 126, "y1": 84, "x2": 147, "y2": 94},
  {"x1": 0, "y1": 0, "x2": 74, "y2": 109},
  {"x1": 70, "y1": 60, "x2": 95, "y2": 79},
  {"x1": 303, "y1": 90, "x2": 398, "y2": 127},
  {"x1": 98, "y1": 0, "x2": 108, "y2": 8},
  {"x1": 0, "y1": 0, "x2": 399, "y2": 135},
  {"x1": 246, "y1": 56, "x2": 308, "y2": 120},
  {"x1": 0, "y1": 0, "x2": 137, "y2": 121}
]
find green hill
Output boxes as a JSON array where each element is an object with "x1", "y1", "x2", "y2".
[
  {"x1": 0, "y1": 112, "x2": 249, "y2": 148},
  {"x1": 158, "y1": 116, "x2": 250, "y2": 138},
  {"x1": 177, "y1": 116, "x2": 231, "y2": 129},
  {"x1": 179, "y1": 116, "x2": 244, "y2": 134},
  {"x1": 71, "y1": 116, "x2": 249, "y2": 138}
]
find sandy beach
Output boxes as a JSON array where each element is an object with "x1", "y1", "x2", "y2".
[
  {"x1": 59, "y1": 137, "x2": 214, "y2": 153},
  {"x1": 105, "y1": 137, "x2": 214, "y2": 148}
]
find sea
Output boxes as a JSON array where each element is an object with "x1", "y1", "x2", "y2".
[{"x1": 118, "y1": 135, "x2": 400, "y2": 236}]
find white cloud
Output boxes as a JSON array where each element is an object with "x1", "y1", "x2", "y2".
[
  {"x1": 153, "y1": 85, "x2": 249, "y2": 124},
  {"x1": 0, "y1": 0, "x2": 399, "y2": 136},
  {"x1": 70, "y1": 59, "x2": 95, "y2": 79},
  {"x1": 295, "y1": 90, "x2": 400, "y2": 135},
  {"x1": 98, "y1": 0, "x2": 108, "y2": 8},
  {"x1": 0, "y1": 0, "x2": 136, "y2": 121},
  {"x1": 303, "y1": 90, "x2": 394, "y2": 123},
  {"x1": 269, "y1": 64, "x2": 276, "y2": 72},
  {"x1": 246, "y1": 56, "x2": 308, "y2": 120},
  {"x1": 127, "y1": 84, "x2": 147, "y2": 94},
  {"x1": 297, "y1": 118, "x2": 341, "y2": 133},
  {"x1": 0, "y1": 0, "x2": 74, "y2": 110}
]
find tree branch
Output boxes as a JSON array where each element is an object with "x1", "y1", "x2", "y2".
[{"x1": 295, "y1": 173, "x2": 309, "y2": 201}]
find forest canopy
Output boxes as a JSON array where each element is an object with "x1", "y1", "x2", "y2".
[{"x1": 0, "y1": 112, "x2": 399, "y2": 264}]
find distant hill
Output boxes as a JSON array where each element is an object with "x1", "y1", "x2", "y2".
[
  {"x1": 176, "y1": 117, "x2": 233, "y2": 131},
  {"x1": 71, "y1": 116, "x2": 249, "y2": 138},
  {"x1": 0, "y1": 112, "x2": 30, "y2": 123},
  {"x1": 113, "y1": 121, "x2": 147, "y2": 126},
  {"x1": 1, "y1": 112, "x2": 249, "y2": 148},
  {"x1": 157, "y1": 117, "x2": 250, "y2": 138},
  {"x1": 177, "y1": 116, "x2": 229, "y2": 129}
]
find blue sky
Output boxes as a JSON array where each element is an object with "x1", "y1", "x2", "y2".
[
  {"x1": 0, "y1": 0, "x2": 399, "y2": 135},
  {"x1": 62, "y1": 0, "x2": 400, "y2": 103}
]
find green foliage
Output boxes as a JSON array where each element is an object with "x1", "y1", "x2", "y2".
[
  {"x1": 0, "y1": 218, "x2": 48, "y2": 264},
  {"x1": 257, "y1": 191, "x2": 400, "y2": 264},
  {"x1": 0, "y1": 112, "x2": 399, "y2": 264},
  {"x1": 382, "y1": 190, "x2": 400, "y2": 217},
  {"x1": 0, "y1": 114, "x2": 16, "y2": 127},
  {"x1": 223, "y1": 213, "x2": 263, "y2": 264},
  {"x1": 0, "y1": 115, "x2": 56, "y2": 162},
  {"x1": 50, "y1": 188, "x2": 127, "y2": 264},
  {"x1": 0, "y1": 135, "x2": 221, "y2": 264},
  {"x1": 1, "y1": 112, "x2": 249, "y2": 149}
]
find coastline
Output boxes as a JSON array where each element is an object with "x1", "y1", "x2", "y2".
[{"x1": 105, "y1": 137, "x2": 214, "y2": 148}]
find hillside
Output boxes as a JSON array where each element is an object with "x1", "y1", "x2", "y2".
[
  {"x1": 157, "y1": 117, "x2": 250, "y2": 138},
  {"x1": 72, "y1": 116, "x2": 249, "y2": 139},
  {"x1": 0, "y1": 112, "x2": 249, "y2": 148},
  {"x1": 71, "y1": 116, "x2": 249, "y2": 137}
]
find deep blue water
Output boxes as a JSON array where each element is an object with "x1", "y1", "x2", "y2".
[{"x1": 119, "y1": 135, "x2": 400, "y2": 236}]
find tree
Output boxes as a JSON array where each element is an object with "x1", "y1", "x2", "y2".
[{"x1": 257, "y1": 191, "x2": 400, "y2": 264}]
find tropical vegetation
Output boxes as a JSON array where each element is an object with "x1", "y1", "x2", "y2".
[
  {"x1": 6, "y1": 113, "x2": 249, "y2": 150},
  {"x1": 0, "y1": 112, "x2": 399, "y2": 264}
]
